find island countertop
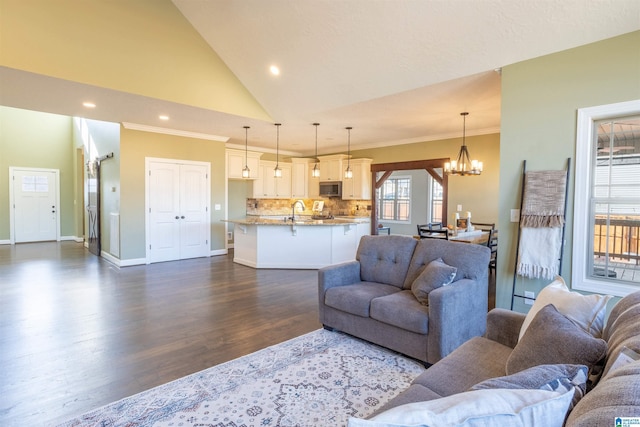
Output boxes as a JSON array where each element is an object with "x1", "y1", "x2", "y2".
[
  {"x1": 224, "y1": 216, "x2": 371, "y2": 226},
  {"x1": 225, "y1": 216, "x2": 371, "y2": 269}
]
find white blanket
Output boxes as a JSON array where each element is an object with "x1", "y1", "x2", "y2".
[{"x1": 517, "y1": 227, "x2": 562, "y2": 280}]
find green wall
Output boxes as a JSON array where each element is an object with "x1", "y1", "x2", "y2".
[
  {"x1": 351, "y1": 133, "x2": 501, "y2": 226},
  {"x1": 119, "y1": 128, "x2": 227, "y2": 260},
  {"x1": 498, "y1": 31, "x2": 640, "y2": 310},
  {"x1": 0, "y1": 106, "x2": 76, "y2": 241}
]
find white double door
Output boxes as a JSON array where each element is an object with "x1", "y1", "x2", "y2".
[
  {"x1": 147, "y1": 158, "x2": 210, "y2": 263},
  {"x1": 10, "y1": 168, "x2": 59, "y2": 243}
]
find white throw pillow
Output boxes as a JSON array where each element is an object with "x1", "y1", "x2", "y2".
[
  {"x1": 518, "y1": 276, "x2": 612, "y2": 341},
  {"x1": 347, "y1": 388, "x2": 573, "y2": 427}
]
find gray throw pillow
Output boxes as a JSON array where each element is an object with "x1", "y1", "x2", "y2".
[
  {"x1": 472, "y1": 364, "x2": 588, "y2": 410},
  {"x1": 506, "y1": 304, "x2": 607, "y2": 376},
  {"x1": 411, "y1": 258, "x2": 457, "y2": 305}
]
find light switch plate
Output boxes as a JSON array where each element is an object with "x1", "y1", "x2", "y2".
[
  {"x1": 214, "y1": 204, "x2": 221, "y2": 211},
  {"x1": 510, "y1": 209, "x2": 520, "y2": 222},
  {"x1": 457, "y1": 204, "x2": 462, "y2": 212}
]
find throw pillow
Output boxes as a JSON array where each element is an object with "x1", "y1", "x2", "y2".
[
  {"x1": 506, "y1": 304, "x2": 607, "y2": 375},
  {"x1": 347, "y1": 388, "x2": 574, "y2": 427},
  {"x1": 411, "y1": 258, "x2": 457, "y2": 305},
  {"x1": 471, "y1": 364, "x2": 588, "y2": 410},
  {"x1": 518, "y1": 276, "x2": 611, "y2": 341}
]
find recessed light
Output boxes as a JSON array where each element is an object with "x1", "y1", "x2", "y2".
[
  {"x1": 269, "y1": 65, "x2": 280, "y2": 76},
  {"x1": 83, "y1": 102, "x2": 96, "y2": 108},
  {"x1": 159, "y1": 115, "x2": 169, "y2": 121}
]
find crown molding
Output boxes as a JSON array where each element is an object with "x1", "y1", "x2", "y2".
[{"x1": 122, "y1": 122, "x2": 229, "y2": 142}]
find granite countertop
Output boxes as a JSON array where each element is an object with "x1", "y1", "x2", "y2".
[{"x1": 224, "y1": 216, "x2": 371, "y2": 226}]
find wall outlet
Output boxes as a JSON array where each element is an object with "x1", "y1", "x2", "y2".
[
  {"x1": 524, "y1": 290, "x2": 535, "y2": 305},
  {"x1": 214, "y1": 204, "x2": 221, "y2": 211},
  {"x1": 510, "y1": 209, "x2": 520, "y2": 222}
]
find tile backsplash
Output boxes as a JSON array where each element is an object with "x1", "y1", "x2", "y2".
[{"x1": 246, "y1": 198, "x2": 371, "y2": 217}]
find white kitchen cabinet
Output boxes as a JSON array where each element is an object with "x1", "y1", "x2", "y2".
[
  {"x1": 342, "y1": 158, "x2": 372, "y2": 200},
  {"x1": 318, "y1": 154, "x2": 349, "y2": 181},
  {"x1": 253, "y1": 161, "x2": 292, "y2": 198},
  {"x1": 291, "y1": 158, "x2": 315, "y2": 199},
  {"x1": 226, "y1": 149, "x2": 261, "y2": 179}
]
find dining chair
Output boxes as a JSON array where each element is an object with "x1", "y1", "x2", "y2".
[
  {"x1": 417, "y1": 224, "x2": 449, "y2": 240},
  {"x1": 472, "y1": 222, "x2": 498, "y2": 274}
]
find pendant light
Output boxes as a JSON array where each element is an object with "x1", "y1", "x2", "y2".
[
  {"x1": 273, "y1": 123, "x2": 282, "y2": 178},
  {"x1": 344, "y1": 126, "x2": 353, "y2": 179},
  {"x1": 312, "y1": 123, "x2": 320, "y2": 178},
  {"x1": 242, "y1": 126, "x2": 251, "y2": 178},
  {"x1": 444, "y1": 112, "x2": 483, "y2": 176}
]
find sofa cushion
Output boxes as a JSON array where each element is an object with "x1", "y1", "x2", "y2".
[
  {"x1": 601, "y1": 290, "x2": 640, "y2": 379},
  {"x1": 349, "y1": 388, "x2": 574, "y2": 427},
  {"x1": 507, "y1": 304, "x2": 607, "y2": 375},
  {"x1": 471, "y1": 364, "x2": 587, "y2": 410},
  {"x1": 518, "y1": 276, "x2": 611, "y2": 341},
  {"x1": 410, "y1": 258, "x2": 457, "y2": 305},
  {"x1": 357, "y1": 235, "x2": 417, "y2": 288},
  {"x1": 412, "y1": 336, "x2": 512, "y2": 397},
  {"x1": 566, "y1": 360, "x2": 640, "y2": 425},
  {"x1": 325, "y1": 282, "x2": 399, "y2": 317},
  {"x1": 370, "y1": 290, "x2": 429, "y2": 334},
  {"x1": 403, "y1": 238, "x2": 490, "y2": 290}
]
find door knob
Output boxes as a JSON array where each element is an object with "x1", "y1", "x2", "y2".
[
  {"x1": 175, "y1": 216, "x2": 180, "y2": 219},
  {"x1": 181, "y1": 216, "x2": 185, "y2": 219}
]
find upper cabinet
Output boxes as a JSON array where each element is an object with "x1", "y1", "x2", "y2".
[
  {"x1": 291, "y1": 158, "x2": 315, "y2": 199},
  {"x1": 318, "y1": 154, "x2": 349, "y2": 181},
  {"x1": 253, "y1": 161, "x2": 292, "y2": 199},
  {"x1": 343, "y1": 158, "x2": 373, "y2": 200},
  {"x1": 227, "y1": 149, "x2": 262, "y2": 180}
]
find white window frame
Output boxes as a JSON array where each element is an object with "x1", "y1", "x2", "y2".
[
  {"x1": 377, "y1": 175, "x2": 412, "y2": 223},
  {"x1": 573, "y1": 99, "x2": 640, "y2": 297}
]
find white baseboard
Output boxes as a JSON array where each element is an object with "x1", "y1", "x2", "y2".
[
  {"x1": 100, "y1": 251, "x2": 146, "y2": 267},
  {"x1": 61, "y1": 235, "x2": 84, "y2": 243},
  {"x1": 0, "y1": 239, "x2": 11, "y2": 245},
  {"x1": 211, "y1": 249, "x2": 228, "y2": 256}
]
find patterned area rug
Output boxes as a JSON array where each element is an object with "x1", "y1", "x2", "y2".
[{"x1": 57, "y1": 329, "x2": 425, "y2": 427}]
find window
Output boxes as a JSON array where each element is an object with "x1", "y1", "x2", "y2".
[
  {"x1": 431, "y1": 178, "x2": 443, "y2": 223},
  {"x1": 573, "y1": 100, "x2": 640, "y2": 297},
  {"x1": 377, "y1": 177, "x2": 411, "y2": 221}
]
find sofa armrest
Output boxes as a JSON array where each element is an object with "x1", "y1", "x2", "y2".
[
  {"x1": 427, "y1": 277, "x2": 488, "y2": 363},
  {"x1": 485, "y1": 308, "x2": 526, "y2": 349}
]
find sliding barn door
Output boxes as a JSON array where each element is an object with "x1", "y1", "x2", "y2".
[{"x1": 147, "y1": 159, "x2": 210, "y2": 263}]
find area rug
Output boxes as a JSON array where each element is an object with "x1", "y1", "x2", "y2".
[{"x1": 57, "y1": 329, "x2": 425, "y2": 427}]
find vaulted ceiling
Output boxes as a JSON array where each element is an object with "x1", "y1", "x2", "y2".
[{"x1": 2, "y1": 0, "x2": 639, "y2": 155}]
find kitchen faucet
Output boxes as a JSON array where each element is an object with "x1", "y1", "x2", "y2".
[{"x1": 290, "y1": 200, "x2": 305, "y2": 221}]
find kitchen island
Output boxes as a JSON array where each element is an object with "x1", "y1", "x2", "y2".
[{"x1": 226, "y1": 216, "x2": 371, "y2": 269}]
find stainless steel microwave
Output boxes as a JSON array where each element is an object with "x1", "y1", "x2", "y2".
[{"x1": 319, "y1": 181, "x2": 342, "y2": 197}]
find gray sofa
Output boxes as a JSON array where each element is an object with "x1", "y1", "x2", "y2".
[
  {"x1": 371, "y1": 290, "x2": 640, "y2": 425},
  {"x1": 318, "y1": 235, "x2": 491, "y2": 365}
]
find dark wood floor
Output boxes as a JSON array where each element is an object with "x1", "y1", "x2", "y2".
[{"x1": 0, "y1": 242, "x2": 320, "y2": 426}]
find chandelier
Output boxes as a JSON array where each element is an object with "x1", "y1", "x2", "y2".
[{"x1": 444, "y1": 112, "x2": 483, "y2": 176}]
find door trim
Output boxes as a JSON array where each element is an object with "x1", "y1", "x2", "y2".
[
  {"x1": 144, "y1": 157, "x2": 211, "y2": 264},
  {"x1": 8, "y1": 166, "x2": 61, "y2": 244}
]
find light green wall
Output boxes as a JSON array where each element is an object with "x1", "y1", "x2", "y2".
[
  {"x1": 351, "y1": 133, "x2": 501, "y2": 226},
  {"x1": 499, "y1": 31, "x2": 640, "y2": 310},
  {"x1": 119, "y1": 128, "x2": 227, "y2": 260},
  {"x1": 228, "y1": 180, "x2": 250, "y2": 243},
  {"x1": 0, "y1": 106, "x2": 76, "y2": 241}
]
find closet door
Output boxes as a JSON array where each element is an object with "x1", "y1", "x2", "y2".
[
  {"x1": 147, "y1": 159, "x2": 210, "y2": 263},
  {"x1": 148, "y1": 161, "x2": 181, "y2": 263},
  {"x1": 178, "y1": 164, "x2": 209, "y2": 259}
]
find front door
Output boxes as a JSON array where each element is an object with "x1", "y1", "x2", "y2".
[{"x1": 11, "y1": 168, "x2": 59, "y2": 243}]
